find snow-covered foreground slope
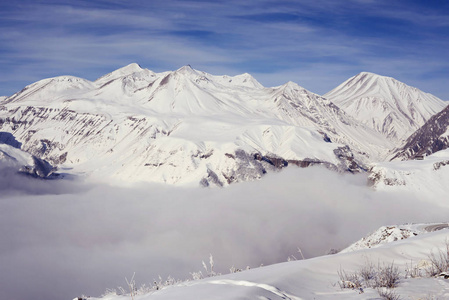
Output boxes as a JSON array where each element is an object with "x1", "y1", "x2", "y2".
[
  {"x1": 0, "y1": 64, "x2": 395, "y2": 186},
  {"x1": 325, "y1": 72, "x2": 446, "y2": 143},
  {"x1": 91, "y1": 227, "x2": 449, "y2": 300},
  {"x1": 369, "y1": 148, "x2": 449, "y2": 198}
]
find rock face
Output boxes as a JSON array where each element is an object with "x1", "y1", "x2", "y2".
[
  {"x1": 325, "y1": 72, "x2": 446, "y2": 143},
  {"x1": 3, "y1": 64, "x2": 439, "y2": 186},
  {"x1": 0, "y1": 142, "x2": 57, "y2": 178},
  {"x1": 391, "y1": 104, "x2": 449, "y2": 161}
]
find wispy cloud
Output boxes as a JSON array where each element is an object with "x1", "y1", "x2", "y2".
[{"x1": 0, "y1": 0, "x2": 448, "y2": 99}]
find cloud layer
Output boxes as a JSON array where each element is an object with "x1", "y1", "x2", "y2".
[{"x1": 1, "y1": 166, "x2": 447, "y2": 300}]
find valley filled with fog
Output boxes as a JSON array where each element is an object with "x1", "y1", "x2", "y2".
[{"x1": 1, "y1": 166, "x2": 447, "y2": 300}]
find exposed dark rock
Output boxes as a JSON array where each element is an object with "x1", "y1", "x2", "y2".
[
  {"x1": 0, "y1": 132, "x2": 22, "y2": 149},
  {"x1": 333, "y1": 146, "x2": 366, "y2": 173},
  {"x1": 253, "y1": 153, "x2": 288, "y2": 168},
  {"x1": 224, "y1": 153, "x2": 235, "y2": 159},
  {"x1": 287, "y1": 158, "x2": 327, "y2": 168},
  {"x1": 392, "y1": 104, "x2": 449, "y2": 160},
  {"x1": 159, "y1": 74, "x2": 171, "y2": 86},
  {"x1": 322, "y1": 133, "x2": 332, "y2": 143},
  {"x1": 201, "y1": 169, "x2": 223, "y2": 187},
  {"x1": 433, "y1": 160, "x2": 449, "y2": 170},
  {"x1": 31, "y1": 156, "x2": 56, "y2": 177}
]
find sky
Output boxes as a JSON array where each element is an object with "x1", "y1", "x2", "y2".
[
  {"x1": 1, "y1": 165, "x2": 449, "y2": 300},
  {"x1": 0, "y1": 0, "x2": 448, "y2": 100}
]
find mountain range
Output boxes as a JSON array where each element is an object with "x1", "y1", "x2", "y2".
[{"x1": 0, "y1": 64, "x2": 447, "y2": 186}]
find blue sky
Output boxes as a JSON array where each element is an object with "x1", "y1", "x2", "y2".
[{"x1": 1, "y1": 0, "x2": 448, "y2": 99}]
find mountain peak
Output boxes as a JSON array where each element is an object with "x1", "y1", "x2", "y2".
[
  {"x1": 354, "y1": 71, "x2": 397, "y2": 82},
  {"x1": 228, "y1": 73, "x2": 263, "y2": 89},
  {"x1": 95, "y1": 63, "x2": 145, "y2": 84},
  {"x1": 280, "y1": 81, "x2": 308, "y2": 92},
  {"x1": 121, "y1": 62, "x2": 143, "y2": 72},
  {"x1": 325, "y1": 72, "x2": 446, "y2": 142},
  {"x1": 111, "y1": 63, "x2": 144, "y2": 76},
  {"x1": 175, "y1": 65, "x2": 198, "y2": 75},
  {"x1": 357, "y1": 71, "x2": 380, "y2": 77}
]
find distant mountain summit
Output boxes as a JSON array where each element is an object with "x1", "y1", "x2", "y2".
[{"x1": 325, "y1": 72, "x2": 446, "y2": 142}]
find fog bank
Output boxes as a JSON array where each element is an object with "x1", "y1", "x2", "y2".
[{"x1": 0, "y1": 166, "x2": 447, "y2": 300}]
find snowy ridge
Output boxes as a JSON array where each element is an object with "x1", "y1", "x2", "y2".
[
  {"x1": 341, "y1": 223, "x2": 448, "y2": 253},
  {"x1": 392, "y1": 103, "x2": 449, "y2": 160},
  {"x1": 0, "y1": 64, "x2": 399, "y2": 186},
  {"x1": 325, "y1": 72, "x2": 446, "y2": 143},
  {"x1": 4, "y1": 76, "x2": 96, "y2": 106},
  {"x1": 369, "y1": 149, "x2": 449, "y2": 197}
]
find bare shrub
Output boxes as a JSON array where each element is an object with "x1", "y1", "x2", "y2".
[
  {"x1": 190, "y1": 270, "x2": 204, "y2": 281},
  {"x1": 287, "y1": 255, "x2": 297, "y2": 261},
  {"x1": 374, "y1": 262, "x2": 400, "y2": 288},
  {"x1": 359, "y1": 260, "x2": 376, "y2": 283},
  {"x1": 337, "y1": 267, "x2": 361, "y2": 289},
  {"x1": 338, "y1": 260, "x2": 400, "y2": 291},
  {"x1": 151, "y1": 275, "x2": 180, "y2": 291},
  {"x1": 202, "y1": 254, "x2": 219, "y2": 277},
  {"x1": 426, "y1": 241, "x2": 449, "y2": 277},
  {"x1": 377, "y1": 288, "x2": 401, "y2": 300},
  {"x1": 101, "y1": 288, "x2": 119, "y2": 297},
  {"x1": 404, "y1": 260, "x2": 423, "y2": 279},
  {"x1": 125, "y1": 273, "x2": 136, "y2": 300}
]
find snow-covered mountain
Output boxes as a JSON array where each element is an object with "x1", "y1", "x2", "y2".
[
  {"x1": 325, "y1": 72, "x2": 446, "y2": 143},
  {"x1": 0, "y1": 64, "x2": 394, "y2": 186},
  {"x1": 391, "y1": 103, "x2": 449, "y2": 161}
]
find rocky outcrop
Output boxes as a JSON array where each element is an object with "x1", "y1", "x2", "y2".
[
  {"x1": 0, "y1": 141, "x2": 58, "y2": 179},
  {"x1": 391, "y1": 104, "x2": 449, "y2": 160}
]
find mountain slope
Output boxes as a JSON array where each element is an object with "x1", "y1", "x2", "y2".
[
  {"x1": 325, "y1": 72, "x2": 446, "y2": 143},
  {"x1": 368, "y1": 148, "x2": 449, "y2": 198},
  {"x1": 391, "y1": 103, "x2": 449, "y2": 160},
  {"x1": 0, "y1": 64, "x2": 393, "y2": 186}
]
